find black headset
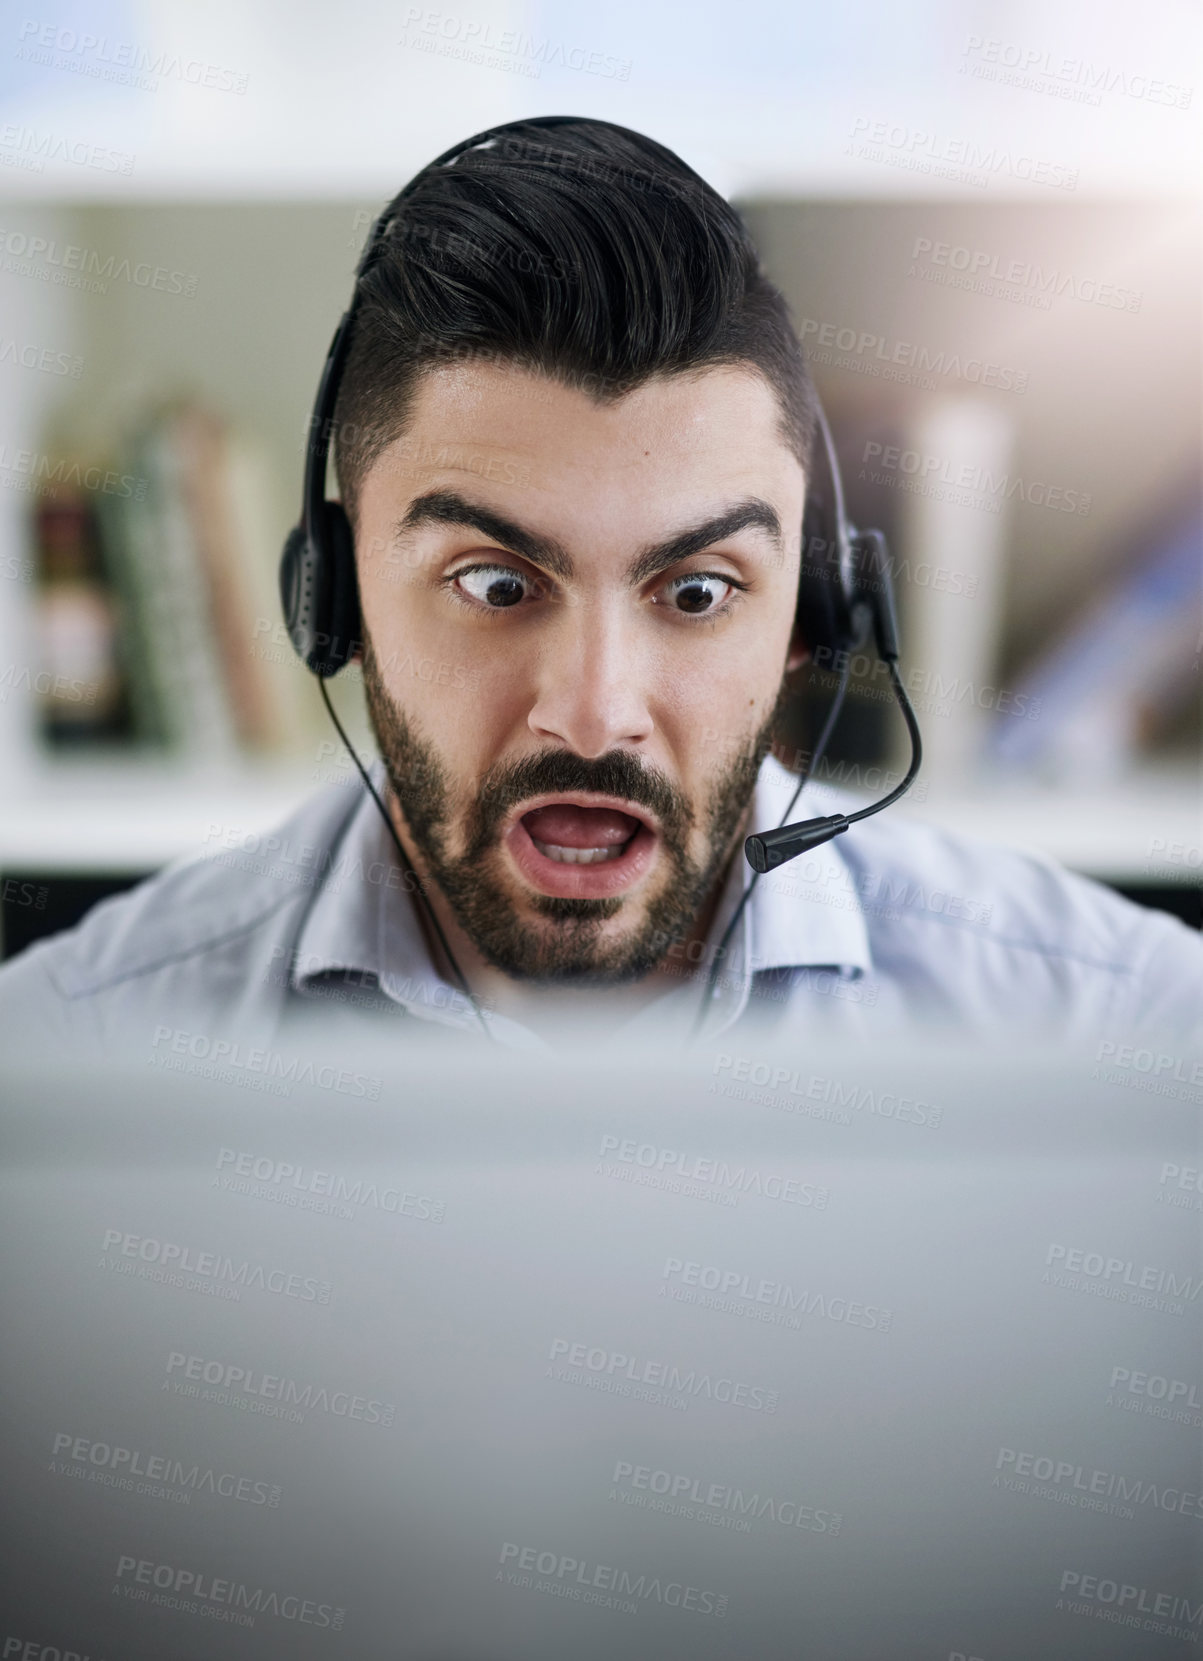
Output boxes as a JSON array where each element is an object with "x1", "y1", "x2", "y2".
[{"x1": 279, "y1": 115, "x2": 921, "y2": 896}]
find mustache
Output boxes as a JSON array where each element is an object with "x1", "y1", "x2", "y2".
[{"x1": 463, "y1": 749, "x2": 693, "y2": 858}]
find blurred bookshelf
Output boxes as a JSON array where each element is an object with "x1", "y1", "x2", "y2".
[
  {"x1": 0, "y1": 197, "x2": 1198, "y2": 937},
  {"x1": 0, "y1": 760, "x2": 1197, "y2": 881}
]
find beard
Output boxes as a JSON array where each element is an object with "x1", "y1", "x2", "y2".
[{"x1": 361, "y1": 633, "x2": 785, "y2": 986}]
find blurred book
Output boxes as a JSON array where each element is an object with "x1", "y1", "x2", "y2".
[
  {"x1": 170, "y1": 404, "x2": 298, "y2": 751},
  {"x1": 87, "y1": 401, "x2": 311, "y2": 760},
  {"x1": 989, "y1": 507, "x2": 1202, "y2": 782}
]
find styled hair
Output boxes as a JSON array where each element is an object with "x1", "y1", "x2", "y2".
[{"x1": 332, "y1": 117, "x2": 818, "y2": 529}]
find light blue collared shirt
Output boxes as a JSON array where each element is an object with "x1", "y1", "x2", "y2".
[{"x1": 0, "y1": 757, "x2": 1199, "y2": 1058}]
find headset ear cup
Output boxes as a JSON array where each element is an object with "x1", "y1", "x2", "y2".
[
  {"x1": 280, "y1": 524, "x2": 318, "y2": 665},
  {"x1": 319, "y1": 501, "x2": 361, "y2": 675},
  {"x1": 278, "y1": 509, "x2": 360, "y2": 677},
  {"x1": 795, "y1": 494, "x2": 844, "y2": 661}
]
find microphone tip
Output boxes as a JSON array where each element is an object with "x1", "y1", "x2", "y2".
[{"x1": 744, "y1": 835, "x2": 769, "y2": 875}]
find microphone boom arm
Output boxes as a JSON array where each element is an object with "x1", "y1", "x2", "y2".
[{"x1": 744, "y1": 529, "x2": 923, "y2": 875}]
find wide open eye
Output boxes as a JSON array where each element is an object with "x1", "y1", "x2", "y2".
[
  {"x1": 660, "y1": 573, "x2": 736, "y2": 616},
  {"x1": 455, "y1": 565, "x2": 534, "y2": 608}
]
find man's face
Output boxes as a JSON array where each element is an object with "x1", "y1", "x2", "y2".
[{"x1": 353, "y1": 361, "x2": 806, "y2": 985}]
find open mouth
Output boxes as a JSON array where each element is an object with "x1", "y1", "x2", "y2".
[{"x1": 503, "y1": 797, "x2": 660, "y2": 899}]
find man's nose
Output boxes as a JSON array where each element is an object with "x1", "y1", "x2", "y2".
[{"x1": 526, "y1": 606, "x2": 654, "y2": 757}]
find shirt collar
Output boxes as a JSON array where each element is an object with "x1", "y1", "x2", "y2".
[
  {"x1": 744, "y1": 753, "x2": 872, "y2": 975},
  {"x1": 292, "y1": 756, "x2": 872, "y2": 1038}
]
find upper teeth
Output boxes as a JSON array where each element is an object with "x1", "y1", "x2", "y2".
[{"x1": 531, "y1": 838, "x2": 625, "y2": 865}]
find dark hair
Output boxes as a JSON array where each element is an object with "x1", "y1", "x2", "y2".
[{"x1": 332, "y1": 118, "x2": 818, "y2": 529}]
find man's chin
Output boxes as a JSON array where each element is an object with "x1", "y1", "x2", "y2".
[
  {"x1": 440, "y1": 862, "x2": 680, "y2": 986},
  {"x1": 488, "y1": 894, "x2": 665, "y2": 986},
  {"x1": 498, "y1": 955, "x2": 663, "y2": 990},
  {"x1": 486, "y1": 941, "x2": 674, "y2": 989}
]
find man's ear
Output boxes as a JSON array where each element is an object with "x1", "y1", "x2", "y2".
[{"x1": 785, "y1": 622, "x2": 812, "y2": 678}]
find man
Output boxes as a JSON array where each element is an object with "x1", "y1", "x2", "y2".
[{"x1": 0, "y1": 116, "x2": 1199, "y2": 1055}]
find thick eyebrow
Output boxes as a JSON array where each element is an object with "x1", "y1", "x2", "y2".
[
  {"x1": 393, "y1": 490, "x2": 574, "y2": 580},
  {"x1": 625, "y1": 500, "x2": 784, "y2": 585},
  {"x1": 392, "y1": 489, "x2": 784, "y2": 585}
]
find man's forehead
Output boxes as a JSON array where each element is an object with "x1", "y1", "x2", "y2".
[{"x1": 392, "y1": 357, "x2": 799, "y2": 470}]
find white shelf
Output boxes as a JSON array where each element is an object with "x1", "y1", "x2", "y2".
[
  {"x1": 0, "y1": 758, "x2": 324, "y2": 871},
  {"x1": 0, "y1": 760, "x2": 1197, "y2": 883},
  {"x1": 1, "y1": 0, "x2": 1195, "y2": 200},
  {"x1": 896, "y1": 770, "x2": 1201, "y2": 885}
]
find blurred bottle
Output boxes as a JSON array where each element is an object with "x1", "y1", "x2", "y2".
[{"x1": 32, "y1": 480, "x2": 131, "y2": 746}]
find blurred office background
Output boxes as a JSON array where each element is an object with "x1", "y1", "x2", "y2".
[{"x1": 0, "y1": 0, "x2": 1199, "y2": 956}]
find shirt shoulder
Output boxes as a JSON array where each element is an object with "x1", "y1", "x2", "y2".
[
  {"x1": 832, "y1": 806, "x2": 1203, "y2": 1041},
  {"x1": 0, "y1": 778, "x2": 363, "y2": 1052}
]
